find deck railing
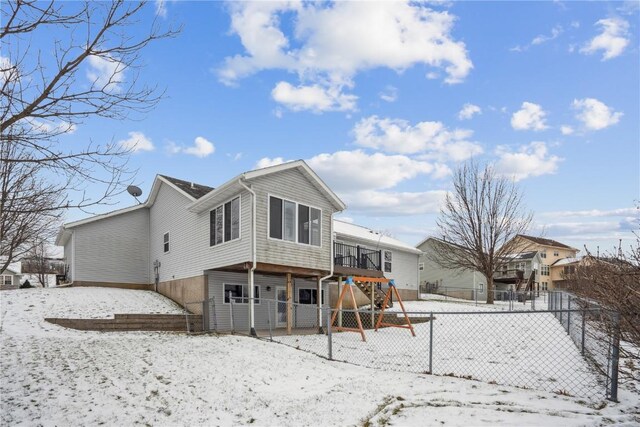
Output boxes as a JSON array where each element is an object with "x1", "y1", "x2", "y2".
[{"x1": 333, "y1": 242, "x2": 381, "y2": 271}]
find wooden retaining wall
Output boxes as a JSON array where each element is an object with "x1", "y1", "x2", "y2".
[{"x1": 45, "y1": 313, "x2": 202, "y2": 332}]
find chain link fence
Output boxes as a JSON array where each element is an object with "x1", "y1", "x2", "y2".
[
  {"x1": 257, "y1": 300, "x2": 616, "y2": 400},
  {"x1": 187, "y1": 293, "x2": 619, "y2": 401},
  {"x1": 419, "y1": 285, "x2": 547, "y2": 311},
  {"x1": 548, "y1": 291, "x2": 621, "y2": 401}
]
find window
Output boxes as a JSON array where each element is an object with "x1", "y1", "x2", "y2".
[
  {"x1": 298, "y1": 288, "x2": 324, "y2": 305},
  {"x1": 223, "y1": 284, "x2": 260, "y2": 304},
  {"x1": 210, "y1": 196, "x2": 240, "y2": 246},
  {"x1": 418, "y1": 263, "x2": 424, "y2": 271},
  {"x1": 515, "y1": 262, "x2": 526, "y2": 270},
  {"x1": 563, "y1": 266, "x2": 576, "y2": 275},
  {"x1": 541, "y1": 282, "x2": 548, "y2": 291},
  {"x1": 163, "y1": 232, "x2": 170, "y2": 253},
  {"x1": 384, "y1": 250, "x2": 392, "y2": 273},
  {"x1": 2, "y1": 275, "x2": 12, "y2": 286},
  {"x1": 553, "y1": 251, "x2": 559, "y2": 257},
  {"x1": 541, "y1": 265, "x2": 549, "y2": 276},
  {"x1": 540, "y1": 251, "x2": 547, "y2": 259},
  {"x1": 269, "y1": 196, "x2": 321, "y2": 247},
  {"x1": 478, "y1": 283, "x2": 484, "y2": 293}
]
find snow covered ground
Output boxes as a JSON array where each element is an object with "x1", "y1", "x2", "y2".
[{"x1": 2, "y1": 288, "x2": 638, "y2": 426}]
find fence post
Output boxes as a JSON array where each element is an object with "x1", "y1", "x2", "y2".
[
  {"x1": 567, "y1": 296, "x2": 572, "y2": 335},
  {"x1": 229, "y1": 293, "x2": 235, "y2": 334},
  {"x1": 429, "y1": 311, "x2": 434, "y2": 374},
  {"x1": 326, "y1": 307, "x2": 333, "y2": 360},
  {"x1": 211, "y1": 297, "x2": 217, "y2": 332},
  {"x1": 267, "y1": 300, "x2": 273, "y2": 341},
  {"x1": 560, "y1": 293, "x2": 563, "y2": 325},
  {"x1": 581, "y1": 306, "x2": 586, "y2": 355},
  {"x1": 609, "y1": 311, "x2": 620, "y2": 402},
  {"x1": 202, "y1": 299, "x2": 209, "y2": 332}
]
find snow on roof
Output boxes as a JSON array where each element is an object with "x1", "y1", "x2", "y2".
[
  {"x1": 333, "y1": 220, "x2": 422, "y2": 254},
  {"x1": 502, "y1": 251, "x2": 539, "y2": 261}
]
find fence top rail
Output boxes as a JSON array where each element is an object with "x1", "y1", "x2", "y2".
[{"x1": 326, "y1": 307, "x2": 605, "y2": 316}]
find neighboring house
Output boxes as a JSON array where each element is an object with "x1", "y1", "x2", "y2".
[
  {"x1": 333, "y1": 220, "x2": 421, "y2": 303},
  {"x1": 55, "y1": 160, "x2": 419, "y2": 333},
  {"x1": 493, "y1": 251, "x2": 543, "y2": 293},
  {"x1": 1, "y1": 263, "x2": 22, "y2": 289},
  {"x1": 506, "y1": 235, "x2": 579, "y2": 290},
  {"x1": 416, "y1": 237, "x2": 487, "y2": 300},
  {"x1": 550, "y1": 257, "x2": 579, "y2": 289}
]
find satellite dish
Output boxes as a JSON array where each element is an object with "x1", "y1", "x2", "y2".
[{"x1": 127, "y1": 185, "x2": 143, "y2": 197}]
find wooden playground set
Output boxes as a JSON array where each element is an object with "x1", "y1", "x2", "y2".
[{"x1": 329, "y1": 276, "x2": 416, "y2": 341}]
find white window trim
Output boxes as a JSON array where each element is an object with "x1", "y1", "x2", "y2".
[
  {"x1": 383, "y1": 250, "x2": 392, "y2": 273},
  {"x1": 208, "y1": 194, "x2": 242, "y2": 249},
  {"x1": 1, "y1": 275, "x2": 13, "y2": 286},
  {"x1": 296, "y1": 287, "x2": 325, "y2": 305},
  {"x1": 267, "y1": 193, "x2": 323, "y2": 249},
  {"x1": 163, "y1": 231, "x2": 170, "y2": 254},
  {"x1": 222, "y1": 283, "x2": 261, "y2": 305}
]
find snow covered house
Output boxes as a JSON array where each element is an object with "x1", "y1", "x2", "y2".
[{"x1": 55, "y1": 160, "x2": 420, "y2": 333}]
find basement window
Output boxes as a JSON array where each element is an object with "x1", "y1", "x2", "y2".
[
  {"x1": 223, "y1": 284, "x2": 260, "y2": 304},
  {"x1": 298, "y1": 288, "x2": 324, "y2": 305}
]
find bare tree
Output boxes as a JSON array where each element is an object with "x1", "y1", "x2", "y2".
[
  {"x1": 565, "y1": 222, "x2": 640, "y2": 385},
  {"x1": 0, "y1": 1, "x2": 178, "y2": 270},
  {"x1": 429, "y1": 161, "x2": 533, "y2": 304},
  {"x1": 23, "y1": 240, "x2": 50, "y2": 287}
]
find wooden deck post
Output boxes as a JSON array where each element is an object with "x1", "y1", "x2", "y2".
[
  {"x1": 337, "y1": 276, "x2": 343, "y2": 327},
  {"x1": 286, "y1": 273, "x2": 292, "y2": 335}
]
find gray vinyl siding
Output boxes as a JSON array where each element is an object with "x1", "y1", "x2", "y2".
[
  {"x1": 418, "y1": 239, "x2": 486, "y2": 295},
  {"x1": 73, "y1": 208, "x2": 150, "y2": 284},
  {"x1": 149, "y1": 183, "x2": 251, "y2": 282},
  {"x1": 251, "y1": 169, "x2": 336, "y2": 272},
  {"x1": 207, "y1": 271, "x2": 327, "y2": 332},
  {"x1": 337, "y1": 235, "x2": 419, "y2": 291}
]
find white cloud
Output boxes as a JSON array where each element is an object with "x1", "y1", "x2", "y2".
[
  {"x1": 27, "y1": 119, "x2": 77, "y2": 135},
  {"x1": 86, "y1": 55, "x2": 125, "y2": 93},
  {"x1": 510, "y1": 102, "x2": 548, "y2": 131},
  {"x1": 379, "y1": 86, "x2": 398, "y2": 103},
  {"x1": 458, "y1": 103, "x2": 481, "y2": 120},
  {"x1": 307, "y1": 150, "x2": 438, "y2": 192},
  {"x1": 426, "y1": 71, "x2": 439, "y2": 80},
  {"x1": 167, "y1": 137, "x2": 215, "y2": 158},
  {"x1": 352, "y1": 115, "x2": 483, "y2": 161},
  {"x1": 512, "y1": 25, "x2": 564, "y2": 52},
  {"x1": 342, "y1": 189, "x2": 447, "y2": 216},
  {"x1": 271, "y1": 81, "x2": 357, "y2": 112},
  {"x1": 560, "y1": 125, "x2": 574, "y2": 135},
  {"x1": 255, "y1": 157, "x2": 290, "y2": 169},
  {"x1": 541, "y1": 208, "x2": 638, "y2": 218},
  {"x1": 581, "y1": 18, "x2": 630, "y2": 60},
  {"x1": 572, "y1": 98, "x2": 622, "y2": 131},
  {"x1": 494, "y1": 141, "x2": 562, "y2": 181},
  {"x1": 155, "y1": 0, "x2": 167, "y2": 18},
  {"x1": 118, "y1": 131, "x2": 154, "y2": 153},
  {"x1": 219, "y1": 0, "x2": 473, "y2": 109},
  {"x1": 0, "y1": 56, "x2": 18, "y2": 85},
  {"x1": 183, "y1": 136, "x2": 215, "y2": 158}
]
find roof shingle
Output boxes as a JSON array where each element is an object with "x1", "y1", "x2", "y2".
[{"x1": 159, "y1": 175, "x2": 214, "y2": 199}]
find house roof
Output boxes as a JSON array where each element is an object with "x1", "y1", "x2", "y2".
[
  {"x1": 415, "y1": 236, "x2": 471, "y2": 252},
  {"x1": 157, "y1": 175, "x2": 214, "y2": 199},
  {"x1": 515, "y1": 234, "x2": 577, "y2": 251},
  {"x1": 501, "y1": 251, "x2": 539, "y2": 261},
  {"x1": 188, "y1": 160, "x2": 346, "y2": 213},
  {"x1": 552, "y1": 257, "x2": 580, "y2": 267},
  {"x1": 334, "y1": 220, "x2": 422, "y2": 254}
]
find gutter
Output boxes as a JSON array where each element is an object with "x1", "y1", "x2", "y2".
[
  {"x1": 238, "y1": 176, "x2": 257, "y2": 336},
  {"x1": 318, "y1": 212, "x2": 336, "y2": 324}
]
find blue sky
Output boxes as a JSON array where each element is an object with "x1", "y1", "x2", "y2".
[{"x1": 57, "y1": 0, "x2": 638, "y2": 254}]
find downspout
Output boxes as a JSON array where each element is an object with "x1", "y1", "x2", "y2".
[
  {"x1": 318, "y1": 213, "x2": 335, "y2": 324},
  {"x1": 238, "y1": 177, "x2": 257, "y2": 336}
]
